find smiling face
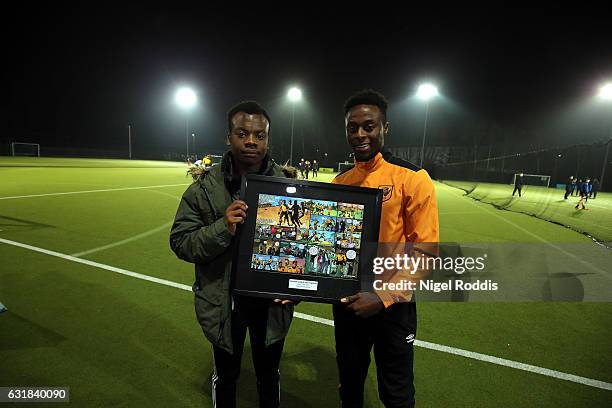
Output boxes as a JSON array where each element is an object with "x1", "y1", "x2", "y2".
[
  {"x1": 345, "y1": 104, "x2": 389, "y2": 162},
  {"x1": 227, "y1": 112, "x2": 269, "y2": 166}
]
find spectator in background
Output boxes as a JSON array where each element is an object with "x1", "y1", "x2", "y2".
[
  {"x1": 564, "y1": 176, "x2": 574, "y2": 200},
  {"x1": 305, "y1": 160, "x2": 311, "y2": 179},
  {"x1": 299, "y1": 158, "x2": 305, "y2": 178},
  {"x1": 584, "y1": 178, "x2": 592, "y2": 199},
  {"x1": 312, "y1": 160, "x2": 319, "y2": 178},
  {"x1": 570, "y1": 176, "x2": 577, "y2": 196},
  {"x1": 576, "y1": 179, "x2": 583, "y2": 197},
  {"x1": 576, "y1": 178, "x2": 591, "y2": 210},
  {"x1": 591, "y1": 178, "x2": 600, "y2": 199},
  {"x1": 203, "y1": 155, "x2": 212, "y2": 168},
  {"x1": 512, "y1": 172, "x2": 524, "y2": 197}
]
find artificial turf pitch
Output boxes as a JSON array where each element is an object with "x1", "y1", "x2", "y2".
[{"x1": 0, "y1": 157, "x2": 610, "y2": 407}]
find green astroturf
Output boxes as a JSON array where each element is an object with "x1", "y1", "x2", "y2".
[
  {"x1": 0, "y1": 157, "x2": 610, "y2": 407},
  {"x1": 441, "y1": 180, "x2": 612, "y2": 244}
]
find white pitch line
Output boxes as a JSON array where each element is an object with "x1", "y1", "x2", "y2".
[
  {"x1": 292, "y1": 312, "x2": 612, "y2": 391},
  {"x1": 415, "y1": 340, "x2": 612, "y2": 391},
  {"x1": 0, "y1": 238, "x2": 191, "y2": 292},
  {"x1": 293, "y1": 312, "x2": 335, "y2": 326},
  {"x1": 144, "y1": 189, "x2": 184, "y2": 200},
  {"x1": 1, "y1": 237, "x2": 611, "y2": 392},
  {"x1": 0, "y1": 184, "x2": 190, "y2": 200},
  {"x1": 70, "y1": 222, "x2": 174, "y2": 257}
]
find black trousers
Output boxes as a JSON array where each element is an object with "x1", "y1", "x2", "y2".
[
  {"x1": 212, "y1": 297, "x2": 284, "y2": 408},
  {"x1": 512, "y1": 186, "x2": 522, "y2": 196},
  {"x1": 333, "y1": 302, "x2": 417, "y2": 408}
]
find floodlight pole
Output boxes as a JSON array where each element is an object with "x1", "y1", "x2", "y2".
[
  {"x1": 128, "y1": 125, "x2": 132, "y2": 159},
  {"x1": 192, "y1": 133, "x2": 196, "y2": 158},
  {"x1": 420, "y1": 101, "x2": 430, "y2": 168},
  {"x1": 600, "y1": 138, "x2": 611, "y2": 189},
  {"x1": 290, "y1": 103, "x2": 295, "y2": 166},
  {"x1": 185, "y1": 116, "x2": 190, "y2": 159}
]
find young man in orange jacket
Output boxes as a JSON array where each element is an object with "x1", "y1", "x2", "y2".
[{"x1": 332, "y1": 90, "x2": 439, "y2": 408}]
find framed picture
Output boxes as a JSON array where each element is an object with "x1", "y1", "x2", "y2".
[{"x1": 232, "y1": 174, "x2": 382, "y2": 304}]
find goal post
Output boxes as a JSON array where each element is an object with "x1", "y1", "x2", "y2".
[
  {"x1": 337, "y1": 162, "x2": 353, "y2": 173},
  {"x1": 512, "y1": 173, "x2": 551, "y2": 188},
  {"x1": 11, "y1": 142, "x2": 40, "y2": 157}
]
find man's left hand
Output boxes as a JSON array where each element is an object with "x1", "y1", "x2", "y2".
[{"x1": 341, "y1": 292, "x2": 384, "y2": 318}]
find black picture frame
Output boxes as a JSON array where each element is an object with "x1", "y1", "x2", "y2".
[{"x1": 231, "y1": 174, "x2": 383, "y2": 304}]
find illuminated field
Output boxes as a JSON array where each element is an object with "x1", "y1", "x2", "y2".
[{"x1": 0, "y1": 157, "x2": 610, "y2": 407}]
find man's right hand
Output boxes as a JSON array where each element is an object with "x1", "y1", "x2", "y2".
[{"x1": 225, "y1": 200, "x2": 248, "y2": 235}]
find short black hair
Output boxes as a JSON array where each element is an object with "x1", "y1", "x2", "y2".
[
  {"x1": 227, "y1": 100, "x2": 271, "y2": 133},
  {"x1": 344, "y1": 89, "x2": 388, "y2": 120}
]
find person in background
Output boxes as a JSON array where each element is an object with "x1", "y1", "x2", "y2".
[
  {"x1": 512, "y1": 172, "x2": 524, "y2": 197},
  {"x1": 203, "y1": 154, "x2": 213, "y2": 168},
  {"x1": 591, "y1": 178, "x2": 600, "y2": 199},
  {"x1": 564, "y1": 176, "x2": 574, "y2": 200},
  {"x1": 576, "y1": 178, "x2": 591, "y2": 210}
]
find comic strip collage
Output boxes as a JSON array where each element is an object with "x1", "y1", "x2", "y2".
[{"x1": 251, "y1": 194, "x2": 364, "y2": 279}]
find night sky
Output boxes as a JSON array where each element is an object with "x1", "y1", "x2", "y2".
[{"x1": 3, "y1": 6, "x2": 612, "y2": 163}]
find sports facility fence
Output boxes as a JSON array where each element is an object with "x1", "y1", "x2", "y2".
[
  {"x1": 388, "y1": 141, "x2": 612, "y2": 246},
  {"x1": 431, "y1": 140, "x2": 611, "y2": 191}
]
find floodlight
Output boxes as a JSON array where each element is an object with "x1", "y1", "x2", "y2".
[
  {"x1": 598, "y1": 82, "x2": 612, "y2": 100},
  {"x1": 175, "y1": 87, "x2": 197, "y2": 109},
  {"x1": 287, "y1": 87, "x2": 302, "y2": 102},
  {"x1": 416, "y1": 83, "x2": 439, "y2": 101}
]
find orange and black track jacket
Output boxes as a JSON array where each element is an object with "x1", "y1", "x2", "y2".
[{"x1": 333, "y1": 149, "x2": 439, "y2": 306}]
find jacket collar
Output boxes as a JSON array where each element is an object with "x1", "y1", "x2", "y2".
[
  {"x1": 220, "y1": 150, "x2": 275, "y2": 184},
  {"x1": 353, "y1": 148, "x2": 389, "y2": 173}
]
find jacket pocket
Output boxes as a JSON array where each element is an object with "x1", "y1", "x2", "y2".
[{"x1": 194, "y1": 285, "x2": 223, "y2": 344}]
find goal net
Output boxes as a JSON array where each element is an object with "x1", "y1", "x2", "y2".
[
  {"x1": 337, "y1": 162, "x2": 353, "y2": 173},
  {"x1": 11, "y1": 142, "x2": 40, "y2": 157},
  {"x1": 513, "y1": 173, "x2": 551, "y2": 187}
]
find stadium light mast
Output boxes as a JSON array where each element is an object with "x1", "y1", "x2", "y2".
[
  {"x1": 175, "y1": 87, "x2": 197, "y2": 159},
  {"x1": 287, "y1": 86, "x2": 302, "y2": 166},
  {"x1": 597, "y1": 82, "x2": 612, "y2": 188},
  {"x1": 416, "y1": 83, "x2": 439, "y2": 168},
  {"x1": 128, "y1": 124, "x2": 132, "y2": 159}
]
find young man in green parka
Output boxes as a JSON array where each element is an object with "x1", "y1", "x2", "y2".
[{"x1": 170, "y1": 101, "x2": 296, "y2": 408}]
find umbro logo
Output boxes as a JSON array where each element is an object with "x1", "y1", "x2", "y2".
[{"x1": 406, "y1": 334, "x2": 415, "y2": 344}]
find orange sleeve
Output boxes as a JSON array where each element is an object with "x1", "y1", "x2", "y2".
[
  {"x1": 377, "y1": 170, "x2": 440, "y2": 308},
  {"x1": 405, "y1": 170, "x2": 439, "y2": 244}
]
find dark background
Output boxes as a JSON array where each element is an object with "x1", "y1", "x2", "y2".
[{"x1": 3, "y1": 6, "x2": 611, "y2": 172}]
